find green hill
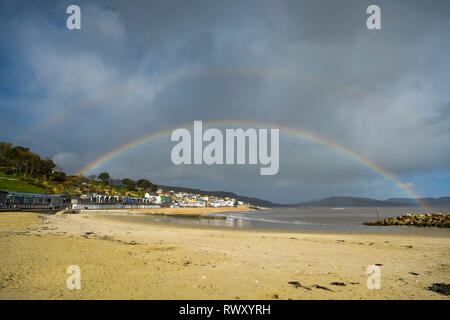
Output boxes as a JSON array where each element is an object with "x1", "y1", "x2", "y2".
[{"x1": 0, "y1": 171, "x2": 48, "y2": 194}]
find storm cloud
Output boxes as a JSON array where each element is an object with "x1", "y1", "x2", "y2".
[{"x1": 0, "y1": 0, "x2": 449, "y2": 203}]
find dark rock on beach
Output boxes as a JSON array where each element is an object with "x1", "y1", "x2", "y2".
[
  {"x1": 288, "y1": 281, "x2": 311, "y2": 290},
  {"x1": 313, "y1": 284, "x2": 333, "y2": 291},
  {"x1": 427, "y1": 283, "x2": 450, "y2": 296},
  {"x1": 330, "y1": 282, "x2": 346, "y2": 286}
]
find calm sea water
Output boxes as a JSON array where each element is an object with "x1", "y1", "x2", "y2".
[{"x1": 100, "y1": 207, "x2": 449, "y2": 234}]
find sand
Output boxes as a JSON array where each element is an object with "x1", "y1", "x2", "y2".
[
  {"x1": 79, "y1": 206, "x2": 261, "y2": 216},
  {"x1": 0, "y1": 211, "x2": 449, "y2": 300}
]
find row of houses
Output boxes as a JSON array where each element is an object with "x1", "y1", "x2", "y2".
[
  {"x1": 73, "y1": 189, "x2": 245, "y2": 209},
  {"x1": 1, "y1": 188, "x2": 246, "y2": 210},
  {"x1": 0, "y1": 191, "x2": 71, "y2": 209},
  {"x1": 150, "y1": 189, "x2": 244, "y2": 208}
]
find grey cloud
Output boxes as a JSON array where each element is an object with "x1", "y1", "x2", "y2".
[{"x1": 1, "y1": 0, "x2": 449, "y2": 202}]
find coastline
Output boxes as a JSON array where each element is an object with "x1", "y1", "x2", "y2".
[
  {"x1": 76, "y1": 206, "x2": 265, "y2": 217},
  {"x1": 0, "y1": 211, "x2": 449, "y2": 299},
  {"x1": 101, "y1": 213, "x2": 450, "y2": 238}
]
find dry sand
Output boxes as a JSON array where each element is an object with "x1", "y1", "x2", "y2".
[{"x1": 0, "y1": 211, "x2": 449, "y2": 300}]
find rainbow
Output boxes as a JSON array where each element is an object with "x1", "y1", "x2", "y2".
[{"x1": 77, "y1": 120, "x2": 425, "y2": 207}]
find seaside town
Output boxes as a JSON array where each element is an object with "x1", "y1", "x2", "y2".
[
  {"x1": 1, "y1": 188, "x2": 244, "y2": 211},
  {"x1": 81, "y1": 188, "x2": 243, "y2": 210},
  {"x1": 0, "y1": 141, "x2": 247, "y2": 210}
]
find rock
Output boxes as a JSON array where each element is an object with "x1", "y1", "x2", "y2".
[
  {"x1": 364, "y1": 213, "x2": 449, "y2": 228},
  {"x1": 288, "y1": 281, "x2": 311, "y2": 290},
  {"x1": 288, "y1": 281, "x2": 301, "y2": 288},
  {"x1": 427, "y1": 283, "x2": 450, "y2": 296},
  {"x1": 313, "y1": 284, "x2": 333, "y2": 291},
  {"x1": 330, "y1": 282, "x2": 346, "y2": 286}
]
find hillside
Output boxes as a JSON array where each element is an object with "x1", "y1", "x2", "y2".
[
  {"x1": 290, "y1": 196, "x2": 450, "y2": 207},
  {"x1": 2, "y1": 141, "x2": 449, "y2": 208},
  {"x1": 387, "y1": 197, "x2": 450, "y2": 207},
  {"x1": 0, "y1": 171, "x2": 48, "y2": 194},
  {"x1": 291, "y1": 196, "x2": 407, "y2": 207},
  {"x1": 0, "y1": 170, "x2": 142, "y2": 197},
  {"x1": 160, "y1": 185, "x2": 282, "y2": 207}
]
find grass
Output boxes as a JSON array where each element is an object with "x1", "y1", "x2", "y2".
[
  {"x1": 0, "y1": 169, "x2": 141, "y2": 197},
  {"x1": 0, "y1": 170, "x2": 12, "y2": 178},
  {"x1": 0, "y1": 170, "x2": 48, "y2": 193},
  {"x1": 0, "y1": 178, "x2": 48, "y2": 194}
]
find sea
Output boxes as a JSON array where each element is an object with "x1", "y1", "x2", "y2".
[{"x1": 101, "y1": 206, "x2": 449, "y2": 234}]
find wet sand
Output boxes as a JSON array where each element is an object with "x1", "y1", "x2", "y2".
[
  {"x1": 79, "y1": 206, "x2": 260, "y2": 217},
  {"x1": 0, "y1": 211, "x2": 449, "y2": 299}
]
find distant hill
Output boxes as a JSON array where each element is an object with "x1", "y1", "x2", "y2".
[
  {"x1": 290, "y1": 196, "x2": 450, "y2": 207},
  {"x1": 291, "y1": 196, "x2": 408, "y2": 207},
  {"x1": 2, "y1": 140, "x2": 448, "y2": 208},
  {"x1": 160, "y1": 185, "x2": 282, "y2": 208},
  {"x1": 387, "y1": 197, "x2": 450, "y2": 207},
  {"x1": 157, "y1": 188, "x2": 450, "y2": 207}
]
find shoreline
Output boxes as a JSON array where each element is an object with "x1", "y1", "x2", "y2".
[
  {"x1": 99, "y1": 212, "x2": 450, "y2": 238},
  {"x1": 72, "y1": 206, "x2": 266, "y2": 220},
  {"x1": 67, "y1": 211, "x2": 450, "y2": 241},
  {"x1": 76, "y1": 205, "x2": 265, "y2": 217},
  {"x1": 1, "y1": 211, "x2": 449, "y2": 299},
  {"x1": 86, "y1": 206, "x2": 450, "y2": 237}
]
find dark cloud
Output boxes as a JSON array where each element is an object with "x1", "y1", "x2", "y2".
[{"x1": 0, "y1": 0, "x2": 449, "y2": 202}]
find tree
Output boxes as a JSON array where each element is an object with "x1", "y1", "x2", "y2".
[
  {"x1": 122, "y1": 178, "x2": 136, "y2": 190},
  {"x1": 136, "y1": 179, "x2": 153, "y2": 189},
  {"x1": 77, "y1": 175, "x2": 89, "y2": 183},
  {"x1": 98, "y1": 172, "x2": 110, "y2": 183},
  {"x1": 52, "y1": 171, "x2": 67, "y2": 182},
  {"x1": 0, "y1": 142, "x2": 12, "y2": 165},
  {"x1": 28, "y1": 153, "x2": 41, "y2": 176},
  {"x1": 38, "y1": 157, "x2": 56, "y2": 178},
  {"x1": 0, "y1": 141, "x2": 58, "y2": 178}
]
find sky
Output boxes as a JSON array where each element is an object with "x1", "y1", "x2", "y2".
[{"x1": 0, "y1": 0, "x2": 449, "y2": 203}]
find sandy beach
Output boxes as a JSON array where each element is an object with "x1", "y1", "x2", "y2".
[
  {"x1": 78, "y1": 206, "x2": 261, "y2": 216},
  {"x1": 0, "y1": 210, "x2": 449, "y2": 300}
]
